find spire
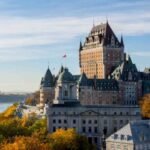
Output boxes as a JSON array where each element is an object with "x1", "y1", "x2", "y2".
[
  {"x1": 120, "y1": 35, "x2": 124, "y2": 47},
  {"x1": 79, "y1": 41, "x2": 82, "y2": 51},
  {"x1": 40, "y1": 67, "x2": 54, "y2": 88},
  {"x1": 78, "y1": 72, "x2": 88, "y2": 86},
  {"x1": 126, "y1": 54, "x2": 132, "y2": 64}
]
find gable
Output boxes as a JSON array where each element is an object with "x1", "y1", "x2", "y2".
[{"x1": 80, "y1": 110, "x2": 99, "y2": 116}]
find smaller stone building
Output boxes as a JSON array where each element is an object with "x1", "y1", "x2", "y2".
[
  {"x1": 39, "y1": 67, "x2": 55, "y2": 109},
  {"x1": 46, "y1": 67, "x2": 141, "y2": 149},
  {"x1": 106, "y1": 120, "x2": 150, "y2": 150}
]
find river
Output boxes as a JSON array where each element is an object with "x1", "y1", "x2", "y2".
[{"x1": 0, "y1": 102, "x2": 14, "y2": 113}]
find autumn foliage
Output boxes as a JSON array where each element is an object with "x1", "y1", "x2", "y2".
[
  {"x1": 140, "y1": 94, "x2": 150, "y2": 119},
  {"x1": 0, "y1": 104, "x2": 94, "y2": 150},
  {"x1": 49, "y1": 129, "x2": 95, "y2": 150}
]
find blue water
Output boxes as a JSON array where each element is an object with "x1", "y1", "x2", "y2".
[{"x1": 0, "y1": 102, "x2": 13, "y2": 113}]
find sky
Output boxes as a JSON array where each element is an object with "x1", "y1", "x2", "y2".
[{"x1": 0, "y1": 0, "x2": 150, "y2": 92}]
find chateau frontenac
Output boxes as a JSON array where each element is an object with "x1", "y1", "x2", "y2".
[
  {"x1": 39, "y1": 22, "x2": 150, "y2": 108},
  {"x1": 38, "y1": 22, "x2": 150, "y2": 149}
]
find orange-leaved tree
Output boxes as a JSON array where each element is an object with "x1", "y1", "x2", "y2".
[{"x1": 140, "y1": 94, "x2": 150, "y2": 118}]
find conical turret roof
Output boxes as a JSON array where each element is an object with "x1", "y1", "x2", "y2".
[
  {"x1": 40, "y1": 67, "x2": 54, "y2": 87},
  {"x1": 78, "y1": 72, "x2": 88, "y2": 86}
]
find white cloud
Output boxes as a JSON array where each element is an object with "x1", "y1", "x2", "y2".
[
  {"x1": 130, "y1": 51, "x2": 150, "y2": 57},
  {"x1": 0, "y1": 11, "x2": 149, "y2": 61}
]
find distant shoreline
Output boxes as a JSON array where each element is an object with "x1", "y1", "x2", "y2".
[{"x1": 0, "y1": 93, "x2": 30, "y2": 103}]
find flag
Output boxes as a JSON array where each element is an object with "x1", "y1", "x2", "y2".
[{"x1": 62, "y1": 54, "x2": 67, "y2": 58}]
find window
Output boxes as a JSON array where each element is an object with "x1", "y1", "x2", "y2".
[
  {"x1": 88, "y1": 127, "x2": 92, "y2": 133},
  {"x1": 94, "y1": 127, "x2": 98, "y2": 133},
  {"x1": 53, "y1": 119, "x2": 56, "y2": 123},
  {"x1": 94, "y1": 120, "x2": 98, "y2": 124},
  {"x1": 94, "y1": 137, "x2": 98, "y2": 144},
  {"x1": 82, "y1": 120, "x2": 86, "y2": 124},
  {"x1": 64, "y1": 119, "x2": 67, "y2": 124},
  {"x1": 53, "y1": 127, "x2": 56, "y2": 132},
  {"x1": 114, "y1": 127, "x2": 117, "y2": 132},
  {"x1": 88, "y1": 137, "x2": 92, "y2": 144},
  {"x1": 73, "y1": 119, "x2": 76, "y2": 124},
  {"x1": 58, "y1": 120, "x2": 61, "y2": 123},
  {"x1": 82, "y1": 127, "x2": 86, "y2": 133},
  {"x1": 64, "y1": 90, "x2": 68, "y2": 96}
]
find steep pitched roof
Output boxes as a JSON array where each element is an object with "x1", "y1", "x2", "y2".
[
  {"x1": 78, "y1": 72, "x2": 88, "y2": 86},
  {"x1": 77, "y1": 73, "x2": 118, "y2": 91},
  {"x1": 106, "y1": 120, "x2": 150, "y2": 144},
  {"x1": 88, "y1": 22, "x2": 123, "y2": 47},
  {"x1": 40, "y1": 67, "x2": 54, "y2": 88},
  {"x1": 111, "y1": 55, "x2": 139, "y2": 81}
]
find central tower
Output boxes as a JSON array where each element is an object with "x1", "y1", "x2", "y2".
[{"x1": 79, "y1": 22, "x2": 124, "y2": 79}]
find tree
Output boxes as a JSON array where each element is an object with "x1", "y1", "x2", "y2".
[
  {"x1": 49, "y1": 128, "x2": 95, "y2": 150},
  {"x1": 25, "y1": 91, "x2": 40, "y2": 106},
  {"x1": 140, "y1": 94, "x2": 150, "y2": 118},
  {"x1": 1, "y1": 136, "x2": 50, "y2": 150}
]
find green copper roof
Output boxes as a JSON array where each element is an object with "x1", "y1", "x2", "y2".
[{"x1": 57, "y1": 68, "x2": 74, "y2": 82}]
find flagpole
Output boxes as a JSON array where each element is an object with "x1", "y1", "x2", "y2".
[{"x1": 62, "y1": 54, "x2": 67, "y2": 68}]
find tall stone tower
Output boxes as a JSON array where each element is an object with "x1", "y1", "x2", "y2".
[{"x1": 79, "y1": 22, "x2": 124, "y2": 79}]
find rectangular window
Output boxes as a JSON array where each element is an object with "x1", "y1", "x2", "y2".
[
  {"x1": 58, "y1": 120, "x2": 61, "y2": 123},
  {"x1": 88, "y1": 127, "x2": 92, "y2": 133},
  {"x1": 94, "y1": 127, "x2": 98, "y2": 133},
  {"x1": 64, "y1": 90, "x2": 68, "y2": 96},
  {"x1": 94, "y1": 120, "x2": 97, "y2": 124},
  {"x1": 53, "y1": 127, "x2": 56, "y2": 132},
  {"x1": 73, "y1": 119, "x2": 76, "y2": 124},
  {"x1": 82, "y1": 120, "x2": 86, "y2": 124},
  {"x1": 82, "y1": 127, "x2": 86, "y2": 133},
  {"x1": 53, "y1": 119, "x2": 56, "y2": 123},
  {"x1": 64, "y1": 119, "x2": 67, "y2": 124},
  {"x1": 94, "y1": 137, "x2": 98, "y2": 144}
]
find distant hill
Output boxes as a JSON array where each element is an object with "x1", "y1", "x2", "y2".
[{"x1": 0, "y1": 93, "x2": 31, "y2": 103}]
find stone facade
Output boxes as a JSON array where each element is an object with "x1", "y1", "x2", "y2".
[
  {"x1": 39, "y1": 22, "x2": 150, "y2": 107},
  {"x1": 46, "y1": 67, "x2": 141, "y2": 149},
  {"x1": 47, "y1": 105, "x2": 141, "y2": 149},
  {"x1": 79, "y1": 22, "x2": 124, "y2": 79}
]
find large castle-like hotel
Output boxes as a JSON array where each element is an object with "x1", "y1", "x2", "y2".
[
  {"x1": 39, "y1": 22, "x2": 150, "y2": 149},
  {"x1": 40, "y1": 22, "x2": 150, "y2": 107}
]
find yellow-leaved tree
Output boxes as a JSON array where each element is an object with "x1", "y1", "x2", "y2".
[
  {"x1": 49, "y1": 128, "x2": 96, "y2": 150},
  {"x1": 140, "y1": 94, "x2": 150, "y2": 118}
]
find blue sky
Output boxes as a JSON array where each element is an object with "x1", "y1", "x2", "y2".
[{"x1": 0, "y1": 0, "x2": 149, "y2": 92}]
